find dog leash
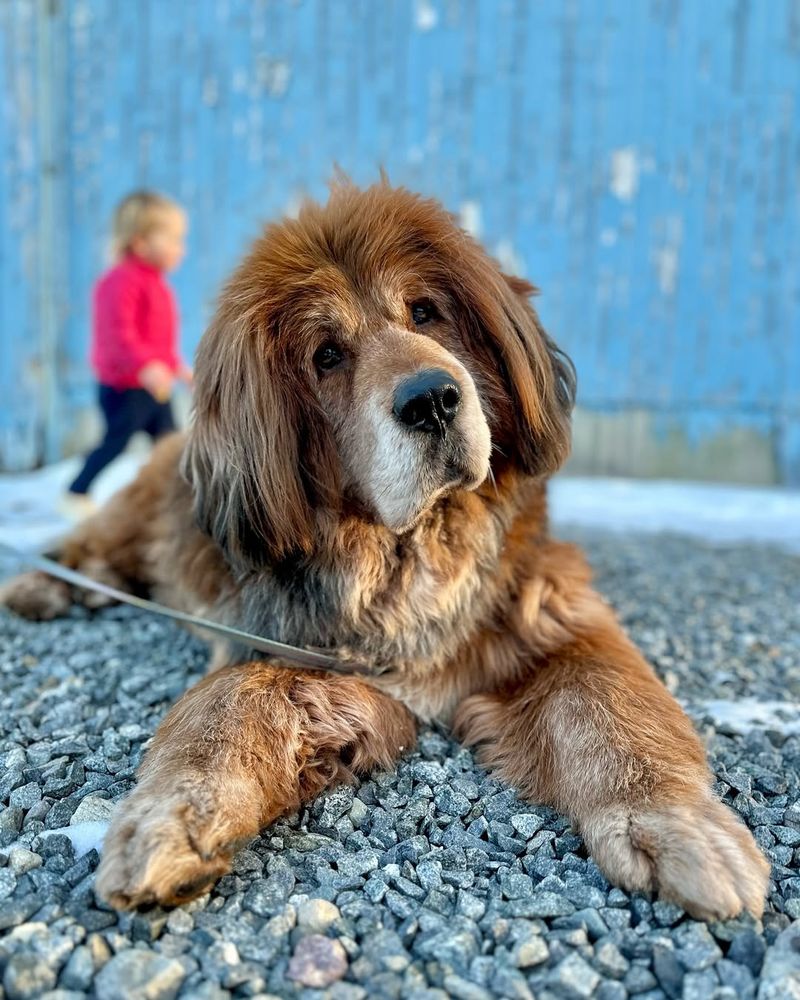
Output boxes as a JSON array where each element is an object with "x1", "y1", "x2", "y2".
[{"x1": 0, "y1": 540, "x2": 372, "y2": 677}]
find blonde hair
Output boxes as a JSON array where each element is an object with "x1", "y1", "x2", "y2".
[{"x1": 111, "y1": 190, "x2": 183, "y2": 260}]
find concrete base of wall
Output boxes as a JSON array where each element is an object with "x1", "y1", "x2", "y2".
[{"x1": 566, "y1": 408, "x2": 777, "y2": 485}]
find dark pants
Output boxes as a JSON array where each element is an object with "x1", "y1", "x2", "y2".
[{"x1": 69, "y1": 384, "x2": 176, "y2": 495}]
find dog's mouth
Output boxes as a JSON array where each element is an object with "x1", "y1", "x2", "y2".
[
  {"x1": 444, "y1": 458, "x2": 489, "y2": 492},
  {"x1": 384, "y1": 450, "x2": 491, "y2": 534}
]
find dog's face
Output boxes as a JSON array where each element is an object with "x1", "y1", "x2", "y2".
[
  {"x1": 184, "y1": 183, "x2": 575, "y2": 564},
  {"x1": 290, "y1": 265, "x2": 493, "y2": 534}
]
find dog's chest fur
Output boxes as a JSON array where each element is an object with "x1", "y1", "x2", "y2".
[{"x1": 156, "y1": 464, "x2": 554, "y2": 723}]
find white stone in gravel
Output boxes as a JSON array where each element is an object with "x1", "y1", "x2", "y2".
[
  {"x1": 5, "y1": 922, "x2": 47, "y2": 943},
  {"x1": 165, "y1": 909, "x2": 194, "y2": 935},
  {"x1": 264, "y1": 907, "x2": 297, "y2": 938},
  {"x1": 548, "y1": 952, "x2": 600, "y2": 999},
  {"x1": 3, "y1": 953, "x2": 57, "y2": 1000},
  {"x1": 758, "y1": 920, "x2": 800, "y2": 1000},
  {"x1": 6, "y1": 848, "x2": 42, "y2": 875},
  {"x1": 86, "y1": 933, "x2": 112, "y2": 968},
  {"x1": 594, "y1": 940, "x2": 629, "y2": 979},
  {"x1": 297, "y1": 898, "x2": 341, "y2": 933},
  {"x1": 512, "y1": 932, "x2": 549, "y2": 968},
  {"x1": 208, "y1": 941, "x2": 239, "y2": 966},
  {"x1": 70, "y1": 794, "x2": 115, "y2": 825},
  {"x1": 94, "y1": 950, "x2": 185, "y2": 1000}
]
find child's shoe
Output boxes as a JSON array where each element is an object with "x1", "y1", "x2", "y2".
[{"x1": 58, "y1": 492, "x2": 98, "y2": 522}]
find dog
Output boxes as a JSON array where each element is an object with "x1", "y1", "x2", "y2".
[{"x1": 3, "y1": 182, "x2": 769, "y2": 919}]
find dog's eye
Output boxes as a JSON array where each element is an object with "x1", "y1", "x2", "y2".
[
  {"x1": 313, "y1": 341, "x2": 345, "y2": 372},
  {"x1": 410, "y1": 300, "x2": 437, "y2": 326}
]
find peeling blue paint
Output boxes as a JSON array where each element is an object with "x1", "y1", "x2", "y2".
[{"x1": 1, "y1": 0, "x2": 798, "y2": 481}]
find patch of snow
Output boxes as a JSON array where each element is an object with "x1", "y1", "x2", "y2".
[
  {"x1": 550, "y1": 476, "x2": 800, "y2": 554},
  {"x1": 2, "y1": 459, "x2": 798, "y2": 558},
  {"x1": 692, "y1": 698, "x2": 800, "y2": 735},
  {"x1": 38, "y1": 821, "x2": 110, "y2": 858},
  {"x1": 0, "y1": 452, "x2": 145, "y2": 554}
]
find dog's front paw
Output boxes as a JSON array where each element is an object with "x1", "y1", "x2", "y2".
[
  {"x1": 0, "y1": 571, "x2": 72, "y2": 620},
  {"x1": 582, "y1": 795, "x2": 770, "y2": 921},
  {"x1": 95, "y1": 777, "x2": 258, "y2": 909}
]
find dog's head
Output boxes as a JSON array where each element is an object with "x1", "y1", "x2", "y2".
[{"x1": 184, "y1": 183, "x2": 575, "y2": 565}]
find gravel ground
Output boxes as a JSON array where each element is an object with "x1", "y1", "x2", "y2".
[{"x1": 0, "y1": 528, "x2": 799, "y2": 1000}]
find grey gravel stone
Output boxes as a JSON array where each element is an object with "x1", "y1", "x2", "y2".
[
  {"x1": 758, "y1": 920, "x2": 800, "y2": 1000},
  {"x1": 0, "y1": 806, "x2": 24, "y2": 840},
  {"x1": 716, "y1": 958, "x2": 754, "y2": 998},
  {"x1": 682, "y1": 968, "x2": 720, "y2": 1000},
  {"x1": 510, "y1": 812, "x2": 545, "y2": 838},
  {"x1": 652, "y1": 943, "x2": 684, "y2": 998},
  {"x1": 491, "y1": 966, "x2": 534, "y2": 1000},
  {"x1": 675, "y1": 922, "x2": 723, "y2": 971},
  {"x1": 9, "y1": 782, "x2": 43, "y2": 810},
  {"x1": 94, "y1": 950, "x2": 185, "y2": 1000},
  {"x1": 442, "y1": 973, "x2": 493, "y2": 1000},
  {"x1": 652, "y1": 900, "x2": 685, "y2": 927},
  {"x1": 728, "y1": 927, "x2": 767, "y2": 975},
  {"x1": 594, "y1": 939, "x2": 629, "y2": 979},
  {"x1": 59, "y1": 945, "x2": 95, "y2": 991},
  {"x1": 623, "y1": 964, "x2": 657, "y2": 993},
  {"x1": 499, "y1": 871, "x2": 533, "y2": 899},
  {"x1": 509, "y1": 890, "x2": 575, "y2": 918},
  {"x1": 594, "y1": 983, "x2": 627, "y2": 1000},
  {"x1": 0, "y1": 866, "x2": 18, "y2": 899}
]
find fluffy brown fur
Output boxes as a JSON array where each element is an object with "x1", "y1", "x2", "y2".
[{"x1": 2, "y1": 182, "x2": 769, "y2": 919}]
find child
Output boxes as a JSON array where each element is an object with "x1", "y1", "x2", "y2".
[{"x1": 64, "y1": 191, "x2": 191, "y2": 518}]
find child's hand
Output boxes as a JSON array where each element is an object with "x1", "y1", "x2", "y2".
[
  {"x1": 177, "y1": 363, "x2": 193, "y2": 385},
  {"x1": 139, "y1": 361, "x2": 174, "y2": 402}
]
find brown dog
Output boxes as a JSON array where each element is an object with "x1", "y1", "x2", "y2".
[{"x1": 3, "y1": 182, "x2": 769, "y2": 919}]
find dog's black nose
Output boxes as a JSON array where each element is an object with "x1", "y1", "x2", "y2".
[{"x1": 393, "y1": 368, "x2": 462, "y2": 434}]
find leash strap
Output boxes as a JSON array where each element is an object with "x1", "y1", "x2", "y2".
[{"x1": 0, "y1": 540, "x2": 371, "y2": 676}]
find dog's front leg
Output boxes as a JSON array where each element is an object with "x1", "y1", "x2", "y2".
[
  {"x1": 95, "y1": 663, "x2": 416, "y2": 909},
  {"x1": 455, "y1": 622, "x2": 770, "y2": 921}
]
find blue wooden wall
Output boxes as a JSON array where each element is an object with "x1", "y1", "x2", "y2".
[{"x1": 1, "y1": 0, "x2": 799, "y2": 482}]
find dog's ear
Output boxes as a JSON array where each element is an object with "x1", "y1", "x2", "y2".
[
  {"x1": 457, "y1": 261, "x2": 576, "y2": 477},
  {"x1": 182, "y1": 304, "x2": 339, "y2": 568},
  {"x1": 499, "y1": 272, "x2": 576, "y2": 475}
]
